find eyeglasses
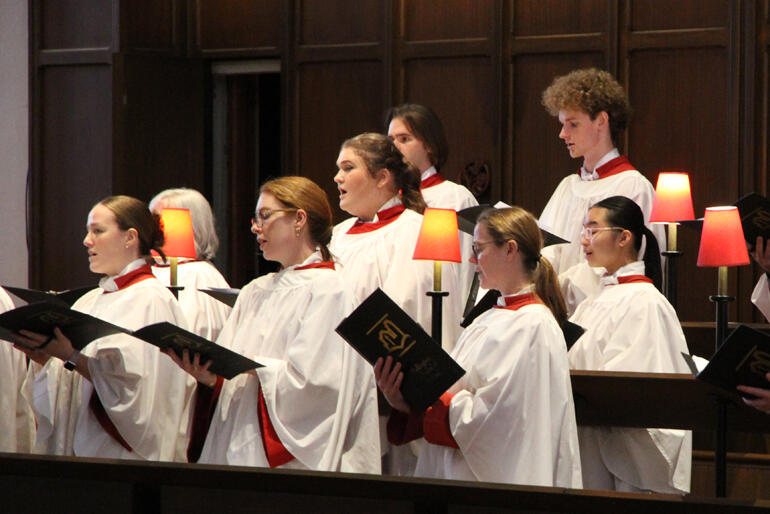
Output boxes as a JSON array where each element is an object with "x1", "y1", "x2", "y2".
[
  {"x1": 580, "y1": 226, "x2": 624, "y2": 243},
  {"x1": 250, "y1": 208, "x2": 297, "y2": 229},
  {"x1": 471, "y1": 240, "x2": 497, "y2": 259}
]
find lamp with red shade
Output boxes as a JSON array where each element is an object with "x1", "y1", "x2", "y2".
[
  {"x1": 649, "y1": 172, "x2": 695, "y2": 308},
  {"x1": 159, "y1": 208, "x2": 197, "y2": 295},
  {"x1": 696, "y1": 205, "x2": 750, "y2": 497},
  {"x1": 413, "y1": 208, "x2": 462, "y2": 345}
]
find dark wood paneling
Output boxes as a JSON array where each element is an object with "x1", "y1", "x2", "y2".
[
  {"x1": 630, "y1": 0, "x2": 729, "y2": 31},
  {"x1": 512, "y1": 0, "x2": 607, "y2": 36},
  {"x1": 112, "y1": 54, "x2": 205, "y2": 202},
  {"x1": 193, "y1": 0, "x2": 281, "y2": 55},
  {"x1": 403, "y1": 57, "x2": 497, "y2": 197},
  {"x1": 510, "y1": 52, "x2": 605, "y2": 212},
  {"x1": 298, "y1": 0, "x2": 384, "y2": 45},
  {"x1": 40, "y1": 0, "x2": 113, "y2": 49},
  {"x1": 294, "y1": 61, "x2": 385, "y2": 223},
  {"x1": 37, "y1": 65, "x2": 113, "y2": 289},
  {"x1": 402, "y1": 0, "x2": 494, "y2": 41},
  {"x1": 124, "y1": 0, "x2": 182, "y2": 53}
]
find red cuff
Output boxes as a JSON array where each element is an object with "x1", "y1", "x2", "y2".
[
  {"x1": 187, "y1": 376, "x2": 224, "y2": 463},
  {"x1": 387, "y1": 409, "x2": 425, "y2": 446},
  {"x1": 257, "y1": 384, "x2": 294, "y2": 467},
  {"x1": 89, "y1": 391, "x2": 133, "y2": 452},
  {"x1": 423, "y1": 392, "x2": 459, "y2": 449}
]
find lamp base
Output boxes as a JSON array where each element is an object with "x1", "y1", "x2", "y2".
[
  {"x1": 426, "y1": 291, "x2": 449, "y2": 345},
  {"x1": 168, "y1": 285, "x2": 184, "y2": 300},
  {"x1": 661, "y1": 250, "x2": 683, "y2": 308}
]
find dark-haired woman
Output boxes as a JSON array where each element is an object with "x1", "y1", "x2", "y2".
[
  {"x1": 376, "y1": 207, "x2": 582, "y2": 487},
  {"x1": 16, "y1": 196, "x2": 193, "y2": 461},
  {"x1": 568, "y1": 195, "x2": 691, "y2": 494},
  {"x1": 330, "y1": 133, "x2": 464, "y2": 352},
  {"x1": 173, "y1": 177, "x2": 380, "y2": 472}
]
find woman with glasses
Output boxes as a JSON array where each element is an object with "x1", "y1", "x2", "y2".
[
  {"x1": 149, "y1": 188, "x2": 231, "y2": 341},
  {"x1": 568, "y1": 195, "x2": 691, "y2": 494},
  {"x1": 375, "y1": 206, "x2": 582, "y2": 487},
  {"x1": 170, "y1": 176, "x2": 380, "y2": 473},
  {"x1": 15, "y1": 196, "x2": 193, "y2": 461}
]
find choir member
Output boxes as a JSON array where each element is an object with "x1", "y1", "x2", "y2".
[
  {"x1": 568, "y1": 196, "x2": 691, "y2": 494},
  {"x1": 149, "y1": 188, "x2": 231, "y2": 341},
  {"x1": 386, "y1": 103, "x2": 478, "y2": 308},
  {"x1": 376, "y1": 206, "x2": 582, "y2": 487},
  {"x1": 0, "y1": 287, "x2": 35, "y2": 452},
  {"x1": 330, "y1": 133, "x2": 464, "y2": 352},
  {"x1": 736, "y1": 235, "x2": 770, "y2": 412},
  {"x1": 172, "y1": 176, "x2": 380, "y2": 473},
  {"x1": 539, "y1": 68, "x2": 665, "y2": 310},
  {"x1": 15, "y1": 196, "x2": 194, "y2": 461}
]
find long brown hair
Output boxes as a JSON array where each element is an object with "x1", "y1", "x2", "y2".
[
  {"x1": 100, "y1": 195, "x2": 165, "y2": 260},
  {"x1": 476, "y1": 207, "x2": 568, "y2": 325},
  {"x1": 385, "y1": 103, "x2": 449, "y2": 171},
  {"x1": 260, "y1": 176, "x2": 334, "y2": 261},
  {"x1": 341, "y1": 133, "x2": 426, "y2": 214}
]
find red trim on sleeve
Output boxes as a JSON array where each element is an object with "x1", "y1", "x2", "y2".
[
  {"x1": 257, "y1": 384, "x2": 295, "y2": 467},
  {"x1": 89, "y1": 391, "x2": 133, "y2": 452},
  {"x1": 186, "y1": 376, "x2": 224, "y2": 463},
  {"x1": 616, "y1": 274, "x2": 654, "y2": 285},
  {"x1": 420, "y1": 172, "x2": 446, "y2": 189},
  {"x1": 423, "y1": 392, "x2": 459, "y2": 449},
  {"x1": 387, "y1": 409, "x2": 425, "y2": 446},
  {"x1": 110, "y1": 264, "x2": 156, "y2": 291}
]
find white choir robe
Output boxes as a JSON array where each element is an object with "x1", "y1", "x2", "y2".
[
  {"x1": 0, "y1": 288, "x2": 35, "y2": 452},
  {"x1": 152, "y1": 259, "x2": 232, "y2": 341},
  {"x1": 539, "y1": 150, "x2": 665, "y2": 311},
  {"x1": 24, "y1": 261, "x2": 195, "y2": 461},
  {"x1": 751, "y1": 274, "x2": 770, "y2": 322},
  {"x1": 198, "y1": 254, "x2": 380, "y2": 473},
  {"x1": 420, "y1": 166, "x2": 479, "y2": 319},
  {"x1": 330, "y1": 199, "x2": 465, "y2": 353},
  {"x1": 568, "y1": 261, "x2": 691, "y2": 494},
  {"x1": 402, "y1": 293, "x2": 582, "y2": 487}
]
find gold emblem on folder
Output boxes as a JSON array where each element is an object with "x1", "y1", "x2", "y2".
[
  {"x1": 748, "y1": 348, "x2": 770, "y2": 376},
  {"x1": 367, "y1": 313, "x2": 417, "y2": 356}
]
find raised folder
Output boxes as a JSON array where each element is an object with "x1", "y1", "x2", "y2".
[
  {"x1": 0, "y1": 301, "x2": 259, "y2": 379},
  {"x1": 335, "y1": 288, "x2": 465, "y2": 412},
  {"x1": 3, "y1": 285, "x2": 94, "y2": 307},
  {"x1": 199, "y1": 287, "x2": 240, "y2": 308},
  {"x1": 693, "y1": 324, "x2": 770, "y2": 394}
]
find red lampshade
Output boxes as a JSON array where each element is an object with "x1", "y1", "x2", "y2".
[
  {"x1": 160, "y1": 208, "x2": 196, "y2": 259},
  {"x1": 696, "y1": 206, "x2": 750, "y2": 267},
  {"x1": 649, "y1": 172, "x2": 695, "y2": 223},
  {"x1": 413, "y1": 208, "x2": 462, "y2": 263}
]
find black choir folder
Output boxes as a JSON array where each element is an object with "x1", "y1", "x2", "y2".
[
  {"x1": 199, "y1": 287, "x2": 240, "y2": 308},
  {"x1": 3, "y1": 285, "x2": 94, "y2": 307},
  {"x1": 736, "y1": 192, "x2": 770, "y2": 251},
  {"x1": 695, "y1": 325, "x2": 770, "y2": 393},
  {"x1": 335, "y1": 288, "x2": 466, "y2": 411},
  {"x1": 0, "y1": 302, "x2": 259, "y2": 379}
]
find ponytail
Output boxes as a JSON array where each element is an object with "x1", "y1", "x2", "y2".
[
  {"x1": 641, "y1": 226, "x2": 662, "y2": 291},
  {"x1": 533, "y1": 256, "x2": 568, "y2": 326}
]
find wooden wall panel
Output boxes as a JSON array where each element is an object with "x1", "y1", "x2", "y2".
[
  {"x1": 403, "y1": 58, "x2": 497, "y2": 200},
  {"x1": 298, "y1": 0, "x2": 383, "y2": 45},
  {"x1": 511, "y1": 52, "x2": 606, "y2": 213},
  {"x1": 193, "y1": 0, "x2": 281, "y2": 55},
  {"x1": 630, "y1": 0, "x2": 728, "y2": 31},
  {"x1": 512, "y1": 0, "x2": 607, "y2": 36},
  {"x1": 402, "y1": 0, "x2": 494, "y2": 41},
  {"x1": 124, "y1": 0, "x2": 182, "y2": 53},
  {"x1": 295, "y1": 61, "x2": 386, "y2": 223},
  {"x1": 38, "y1": 66, "x2": 113, "y2": 289},
  {"x1": 40, "y1": 0, "x2": 113, "y2": 49}
]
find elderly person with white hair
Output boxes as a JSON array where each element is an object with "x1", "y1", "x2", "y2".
[{"x1": 150, "y1": 188, "x2": 231, "y2": 341}]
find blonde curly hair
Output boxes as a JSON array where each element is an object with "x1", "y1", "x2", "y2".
[{"x1": 541, "y1": 68, "x2": 631, "y2": 146}]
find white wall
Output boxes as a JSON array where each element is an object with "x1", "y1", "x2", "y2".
[{"x1": 0, "y1": 0, "x2": 29, "y2": 286}]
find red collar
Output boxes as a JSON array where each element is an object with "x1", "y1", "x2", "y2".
[
  {"x1": 110, "y1": 264, "x2": 155, "y2": 292},
  {"x1": 347, "y1": 205, "x2": 406, "y2": 234},
  {"x1": 493, "y1": 292, "x2": 544, "y2": 311},
  {"x1": 295, "y1": 261, "x2": 335, "y2": 271},
  {"x1": 421, "y1": 172, "x2": 446, "y2": 189},
  {"x1": 577, "y1": 155, "x2": 636, "y2": 180},
  {"x1": 615, "y1": 274, "x2": 653, "y2": 285}
]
